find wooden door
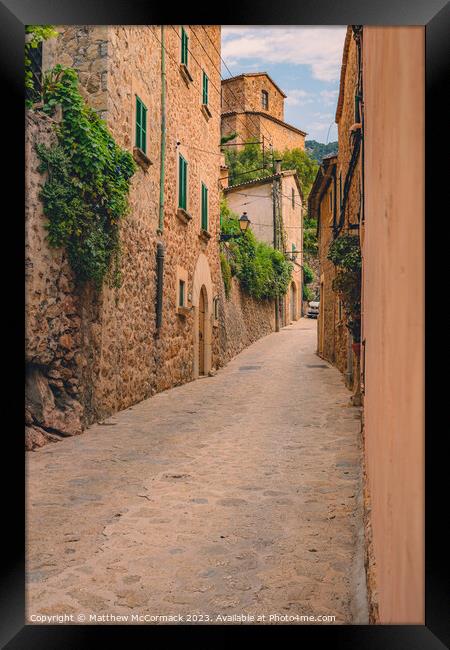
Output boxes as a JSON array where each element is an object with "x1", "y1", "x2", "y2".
[{"x1": 199, "y1": 286, "x2": 206, "y2": 375}]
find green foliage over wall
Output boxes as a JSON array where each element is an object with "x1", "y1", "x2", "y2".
[
  {"x1": 220, "y1": 199, "x2": 293, "y2": 301},
  {"x1": 35, "y1": 65, "x2": 137, "y2": 288},
  {"x1": 302, "y1": 261, "x2": 314, "y2": 286},
  {"x1": 220, "y1": 252, "x2": 232, "y2": 299},
  {"x1": 303, "y1": 215, "x2": 318, "y2": 255},
  {"x1": 328, "y1": 234, "x2": 362, "y2": 341},
  {"x1": 25, "y1": 25, "x2": 58, "y2": 106},
  {"x1": 224, "y1": 141, "x2": 318, "y2": 198},
  {"x1": 303, "y1": 285, "x2": 314, "y2": 301}
]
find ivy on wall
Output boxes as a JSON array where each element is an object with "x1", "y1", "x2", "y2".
[
  {"x1": 25, "y1": 25, "x2": 58, "y2": 106},
  {"x1": 327, "y1": 234, "x2": 362, "y2": 341},
  {"x1": 220, "y1": 199, "x2": 293, "y2": 301},
  {"x1": 35, "y1": 65, "x2": 136, "y2": 288},
  {"x1": 302, "y1": 261, "x2": 315, "y2": 301}
]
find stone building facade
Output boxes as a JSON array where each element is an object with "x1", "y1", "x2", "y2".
[
  {"x1": 25, "y1": 26, "x2": 276, "y2": 449},
  {"x1": 221, "y1": 73, "x2": 306, "y2": 152},
  {"x1": 309, "y1": 154, "x2": 339, "y2": 365},
  {"x1": 224, "y1": 170, "x2": 303, "y2": 326},
  {"x1": 309, "y1": 26, "x2": 362, "y2": 393}
]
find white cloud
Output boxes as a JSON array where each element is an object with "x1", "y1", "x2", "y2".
[
  {"x1": 285, "y1": 89, "x2": 315, "y2": 107},
  {"x1": 320, "y1": 89, "x2": 339, "y2": 105},
  {"x1": 221, "y1": 26, "x2": 347, "y2": 82}
]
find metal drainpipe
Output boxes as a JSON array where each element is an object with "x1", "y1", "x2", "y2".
[
  {"x1": 158, "y1": 25, "x2": 166, "y2": 235},
  {"x1": 156, "y1": 243, "x2": 165, "y2": 330},
  {"x1": 273, "y1": 181, "x2": 280, "y2": 332}
]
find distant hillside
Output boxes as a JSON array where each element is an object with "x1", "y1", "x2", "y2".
[{"x1": 305, "y1": 140, "x2": 338, "y2": 163}]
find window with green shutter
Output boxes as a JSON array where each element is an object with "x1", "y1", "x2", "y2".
[
  {"x1": 179, "y1": 279, "x2": 185, "y2": 307},
  {"x1": 181, "y1": 27, "x2": 188, "y2": 66},
  {"x1": 202, "y1": 71, "x2": 209, "y2": 105},
  {"x1": 135, "y1": 95, "x2": 147, "y2": 153},
  {"x1": 178, "y1": 154, "x2": 188, "y2": 210},
  {"x1": 201, "y1": 183, "x2": 208, "y2": 231}
]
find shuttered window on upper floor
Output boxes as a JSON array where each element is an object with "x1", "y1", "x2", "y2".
[
  {"x1": 135, "y1": 95, "x2": 147, "y2": 153},
  {"x1": 181, "y1": 27, "x2": 189, "y2": 66},
  {"x1": 201, "y1": 183, "x2": 208, "y2": 231},
  {"x1": 202, "y1": 71, "x2": 209, "y2": 105},
  {"x1": 178, "y1": 154, "x2": 188, "y2": 211}
]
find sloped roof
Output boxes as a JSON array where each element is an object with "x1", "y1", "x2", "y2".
[
  {"x1": 221, "y1": 72, "x2": 287, "y2": 98},
  {"x1": 221, "y1": 110, "x2": 307, "y2": 137},
  {"x1": 224, "y1": 169, "x2": 303, "y2": 201},
  {"x1": 335, "y1": 26, "x2": 353, "y2": 123}
]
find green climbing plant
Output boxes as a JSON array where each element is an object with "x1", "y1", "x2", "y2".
[
  {"x1": 220, "y1": 199, "x2": 293, "y2": 300},
  {"x1": 25, "y1": 25, "x2": 58, "y2": 107},
  {"x1": 35, "y1": 65, "x2": 136, "y2": 288},
  {"x1": 327, "y1": 234, "x2": 362, "y2": 341}
]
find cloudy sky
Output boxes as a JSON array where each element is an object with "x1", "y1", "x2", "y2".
[{"x1": 221, "y1": 26, "x2": 347, "y2": 142}]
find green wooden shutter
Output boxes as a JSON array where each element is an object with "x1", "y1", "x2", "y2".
[
  {"x1": 179, "y1": 280, "x2": 185, "y2": 306},
  {"x1": 179, "y1": 155, "x2": 187, "y2": 210},
  {"x1": 181, "y1": 27, "x2": 188, "y2": 66},
  {"x1": 135, "y1": 96, "x2": 141, "y2": 148},
  {"x1": 141, "y1": 103, "x2": 147, "y2": 154},
  {"x1": 135, "y1": 96, "x2": 147, "y2": 153},
  {"x1": 202, "y1": 72, "x2": 208, "y2": 105},
  {"x1": 201, "y1": 183, "x2": 208, "y2": 230}
]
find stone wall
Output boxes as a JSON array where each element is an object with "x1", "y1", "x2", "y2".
[
  {"x1": 25, "y1": 112, "x2": 90, "y2": 449},
  {"x1": 217, "y1": 277, "x2": 275, "y2": 364},
  {"x1": 26, "y1": 25, "x2": 279, "y2": 450},
  {"x1": 221, "y1": 74, "x2": 285, "y2": 121},
  {"x1": 221, "y1": 111, "x2": 305, "y2": 153},
  {"x1": 316, "y1": 176, "x2": 337, "y2": 363},
  {"x1": 257, "y1": 114, "x2": 305, "y2": 152},
  {"x1": 333, "y1": 26, "x2": 361, "y2": 391}
]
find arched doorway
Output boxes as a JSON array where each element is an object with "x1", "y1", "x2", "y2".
[
  {"x1": 198, "y1": 286, "x2": 207, "y2": 375},
  {"x1": 290, "y1": 282, "x2": 297, "y2": 322},
  {"x1": 192, "y1": 253, "x2": 213, "y2": 379}
]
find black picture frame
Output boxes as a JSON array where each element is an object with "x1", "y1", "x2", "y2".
[{"x1": 1, "y1": 0, "x2": 448, "y2": 646}]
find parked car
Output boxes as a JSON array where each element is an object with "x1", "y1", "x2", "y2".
[{"x1": 307, "y1": 300, "x2": 319, "y2": 318}]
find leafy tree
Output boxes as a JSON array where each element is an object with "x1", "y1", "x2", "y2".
[
  {"x1": 224, "y1": 141, "x2": 319, "y2": 198},
  {"x1": 305, "y1": 139, "x2": 338, "y2": 163},
  {"x1": 302, "y1": 261, "x2": 314, "y2": 285}
]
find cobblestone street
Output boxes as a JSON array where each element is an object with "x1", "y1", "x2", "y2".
[{"x1": 26, "y1": 318, "x2": 368, "y2": 625}]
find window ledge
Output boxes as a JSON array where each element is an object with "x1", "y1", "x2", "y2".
[
  {"x1": 133, "y1": 147, "x2": 152, "y2": 171},
  {"x1": 176, "y1": 207, "x2": 192, "y2": 224},
  {"x1": 199, "y1": 229, "x2": 211, "y2": 243},
  {"x1": 179, "y1": 64, "x2": 193, "y2": 86},
  {"x1": 201, "y1": 103, "x2": 212, "y2": 120},
  {"x1": 177, "y1": 305, "x2": 192, "y2": 317}
]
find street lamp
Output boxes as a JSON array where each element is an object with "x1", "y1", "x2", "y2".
[
  {"x1": 238, "y1": 211, "x2": 250, "y2": 232},
  {"x1": 219, "y1": 212, "x2": 251, "y2": 242}
]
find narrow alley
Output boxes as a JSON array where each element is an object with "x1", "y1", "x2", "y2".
[{"x1": 27, "y1": 319, "x2": 367, "y2": 624}]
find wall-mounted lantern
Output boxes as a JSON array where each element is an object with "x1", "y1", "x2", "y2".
[{"x1": 219, "y1": 212, "x2": 251, "y2": 242}]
